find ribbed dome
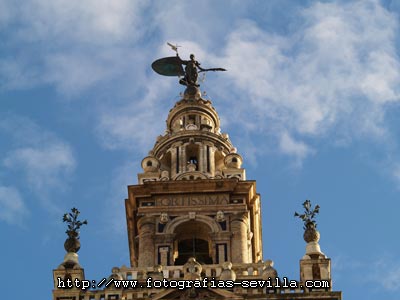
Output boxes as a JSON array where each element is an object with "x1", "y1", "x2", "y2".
[{"x1": 138, "y1": 87, "x2": 245, "y2": 183}]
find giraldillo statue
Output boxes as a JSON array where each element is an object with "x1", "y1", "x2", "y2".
[{"x1": 151, "y1": 43, "x2": 226, "y2": 88}]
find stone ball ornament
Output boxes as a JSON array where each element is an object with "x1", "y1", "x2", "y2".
[
  {"x1": 220, "y1": 261, "x2": 236, "y2": 281},
  {"x1": 64, "y1": 232, "x2": 81, "y2": 253},
  {"x1": 183, "y1": 257, "x2": 202, "y2": 280},
  {"x1": 303, "y1": 221, "x2": 321, "y2": 243},
  {"x1": 262, "y1": 260, "x2": 278, "y2": 280}
]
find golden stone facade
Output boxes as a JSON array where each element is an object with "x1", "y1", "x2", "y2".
[{"x1": 52, "y1": 87, "x2": 342, "y2": 300}]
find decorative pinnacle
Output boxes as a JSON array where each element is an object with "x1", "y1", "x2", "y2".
[
  {"x1": 63, "y1": 207, "x2": 88, "y2": 238},
  {"x1": 294, "y1": 200, "x2": 320, "y2": 230}
]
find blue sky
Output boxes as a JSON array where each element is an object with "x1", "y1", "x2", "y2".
[{"x1": 1, "y1": 0, "x2": 400, "y2": 299}]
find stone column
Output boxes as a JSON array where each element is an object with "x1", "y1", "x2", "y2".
[
  {"x1": 209, "y1": 146, "x2": 216, "y2": 176},
  {"x1": 230, "y1": 213, "x2": 249, "y2": 263},
  {"x1": 159, "y1": 247, "x2": 169, "y2": 266},
  {"x1": 198, "y1": 144, "x2": 205, "y2": 172},
  {"x1": 137, "y1": 216, "x2": 156, "y2": 267},
  {"x1": 155, "y1": 233, "x2": 175, "y2": 266},
  {"x1": 180, "y1": 145, "x2": 186, "y2": 173},
  {"x1": 170, "y1": 148, "x2": 177, "y2": 178},
  {"x1": 217, "y1": 244, "x2": 226, "y2": 264}
]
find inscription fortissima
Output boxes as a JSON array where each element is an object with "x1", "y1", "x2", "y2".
[{"x1": 150, "y1": 194, "x2": 230, "y2": 206}]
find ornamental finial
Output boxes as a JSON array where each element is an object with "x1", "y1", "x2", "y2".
[
  {"x1": 294, "y1": 199, "x2": 320, "y2": 230},
  {"x1": 62, "y1": 207, "x2": 88, "y2": 253}
]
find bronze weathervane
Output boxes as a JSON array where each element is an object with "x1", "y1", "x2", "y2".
[{"x1": 151, "y1": 42, "x2": 226, "y2": 88}]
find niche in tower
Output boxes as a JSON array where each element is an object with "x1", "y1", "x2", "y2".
[
  {"x1": 186, "y1": 143, "x2": 199, "y2": 171},
  {"x1": 187, "y1": 114, "x2": 197, "y2": 126},
  {"x1": 185, "y1": 114, "x2": 198, "y2": 130}
]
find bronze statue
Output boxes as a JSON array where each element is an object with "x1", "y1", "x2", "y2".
[
  {"x1": 151, "y1": 43, "x2": 226, "y2": 87},
  {"x1": 178, "y1": 54, "x2": 204, "y2": 87}
]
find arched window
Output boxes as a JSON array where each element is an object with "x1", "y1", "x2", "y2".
[{"x1": 173, "y1": 221, "x2": 213, "y2": 265}]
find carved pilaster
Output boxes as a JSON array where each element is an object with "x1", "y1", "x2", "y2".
[
  {"x1": 230, "y1": 213, "x2": 249, "y2": 263},
  {"x1": 137, "y1": 216, "x2": 156, "y2": 267}
]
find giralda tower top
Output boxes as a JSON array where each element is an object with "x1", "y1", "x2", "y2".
[
  {"x1": 126, "y1": 66, "x2": 263, "y2": 267},
  {"x1": 52, "y1": 49, "x2": 342, "y2": 300}
]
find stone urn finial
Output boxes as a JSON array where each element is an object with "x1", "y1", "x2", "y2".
[
  {"x1": 183, "y1": 257, "x2": 202, "y2": 280},
  {"x1": 294, "y1": 200, "x2": 320, "y2": 243},
  {"x1": 220, "y1": 262, "x2": 236, "y2": 281},
  {"x1": 187, "y1": 162, "x2": 197, "y2": 171},
  {"x1": 262, "y1": 260, "x2": 278, "y2": 281},
  {"x1": 62, "y1": 207, "x2": 88, "y2": 253}
]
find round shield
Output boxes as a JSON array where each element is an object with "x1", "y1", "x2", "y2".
[{"x1": 151, "y1": 56, "x2": 185, "y2": 77}]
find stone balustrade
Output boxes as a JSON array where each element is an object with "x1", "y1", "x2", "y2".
[
  {"x1": 113, "y1": 261, "x2": 266, "y2": 280},
  {"x1": 53, "y1": 261, "x2": 336, "y2": 300}
]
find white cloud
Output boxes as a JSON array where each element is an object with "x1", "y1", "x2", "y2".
[
  {"x1": 0, "y1": 114, "x2": 51, "y2": 145},
  {"x1": 93, "y1": 0, "x2": 400, "y2": 171},
  {"x1": 0, "y1": 114, "x2": 76, "y2": 212},
  {"x1": 391, "y1": 163, "x2": 400, "y2": 187},
  {"x1": 212, "y1": 0, "x2": 400, "y2": 165},
  {"x1": 0, "y1": 0, "x2": 149, "y2": 95},
  {"x1": 0, "y1": 57, "x2": 42, "y2": 90},
  {"x1": 1, "y1": 0, "x2": 400, "y2": 170},
  {"x1": 4, "y1": 144, "x2": 75, "y2": 195},
  {"x1": 0, "y1": 0, "x2": 15, "y2": 27},
  {"x1": 98, "y1": 104, "x2": 161, "y2": 151},
  {"x1": 96, "y1": 77, "x2": 174, "y2": 151},
  {"x1": 331, "y1": 253, "x2": 400, "y2": 292},
  {"x1": 368, "y1": 256, "x2": 400, "y2": 291},
  {"x1": 384, "y1": 265, "x2": 400, "y2": 291},
  {"x1": 0, "y1": 186, "x2": 29, "y2": 226},
  {"x1": 13, "y1": 0, "x2": 146, "y2": 45},
  {"x1": 43, "y1": 51, "x2": 117, "y2": 96},
  {"x1": 279, "y1": 132, "x2": 314, "y2": 166}
]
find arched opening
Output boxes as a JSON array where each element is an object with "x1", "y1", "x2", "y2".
[
  {"x1": 159, "y1": 151, "x2": 172, "y2": 174},
  {"x1": 173, "y1": 220, "x2": 213, "y2": 265},
  {"x1": 186, "y1": 144, "x2": 199, "y2": 171}
]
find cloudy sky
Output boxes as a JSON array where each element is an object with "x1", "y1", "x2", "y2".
[{"x1": 1, "y1": 0, "x2": 400, "y2": 299}]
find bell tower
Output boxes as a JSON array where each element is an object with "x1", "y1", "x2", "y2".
[
  {"x1": 52, "y1": 51, "x2": 342, "y2": 300},
  {"x1": 126, "y1": 85, "x2": 262, "y2": 268}
]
